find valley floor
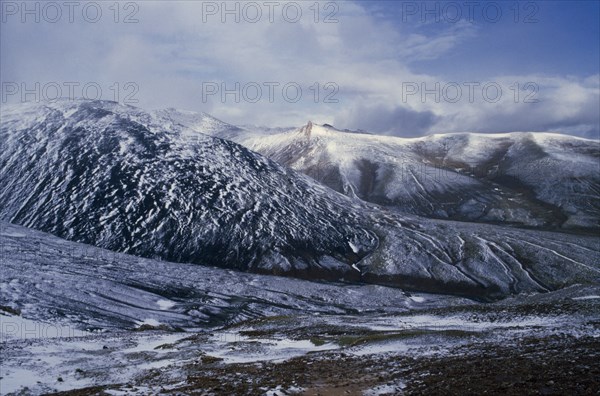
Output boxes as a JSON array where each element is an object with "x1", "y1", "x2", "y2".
[
  {"x1": 2, "y1": 291, "x2": 599, "y2": 395},
  {"x1": 1, "y1": 222, "x2": 599, "y2": 395}
]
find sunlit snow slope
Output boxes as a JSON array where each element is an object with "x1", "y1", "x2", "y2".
[
  {"x1": 1, "y1": 100, "x2": 599, "y2": 299},
  {"x1": 0, "y1": 101, "x2": 377, "y2": 280},
  {"x1": 181, "y1": 117, "x2": 599, "y2": 233}
]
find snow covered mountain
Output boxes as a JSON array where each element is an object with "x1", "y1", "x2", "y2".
[
  {"x1": 185, "y1": 118, "x2": 599, "y2": 233},
  {"x1": 3, "y1": 220, "x2": 598, "y2": 395},
  {"x1": 1, "y1": 100, "x2": 599, "y2": 300},
  {"x1": 0, "y1": 221, "x2": 422, "y2": 330},
  {"x1": 0, "y1": 100, "x2": 377, "y2": 280}
]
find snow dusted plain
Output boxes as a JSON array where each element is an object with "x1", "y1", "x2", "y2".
[
  {"x1": 1, "y1": 222, "x2": 599, "y2": 394},
  {"x1": 0, "y1": 100, "x2": 599, "y2": 394}
]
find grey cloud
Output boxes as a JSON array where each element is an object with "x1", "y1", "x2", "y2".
[
  {"x1": 335, "y1": 104, "x2": 438, "y2": 137},
  {"x1": 1, "y1": 1, "x2": 596, "y2": 138}
]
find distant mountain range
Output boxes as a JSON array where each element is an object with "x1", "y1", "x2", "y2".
[
  {"x1": 164, "y1": 110, "x2": 599, "y2": 233},
  {"x1": 1, "y1": 100, "x2": 599, "y2": 300}
]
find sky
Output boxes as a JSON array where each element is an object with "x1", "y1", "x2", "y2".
[{"x1": 1, "y1": 0, "x2": 599, "y2": 138}]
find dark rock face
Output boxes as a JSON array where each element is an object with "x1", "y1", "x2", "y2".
[
  {"x1": 0, "y1": 100, "x2": 376, "y2": 276},
  {"x1": 1, "y1": 100, "x2": 598, "y2": 300}
]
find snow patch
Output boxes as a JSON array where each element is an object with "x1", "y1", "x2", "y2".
[
  {"x1": 156, "y1": 299, "x2": 176, "y2": 310},
  {"x1": 136, "y1": 318, "x2": 161, "y2": 327}
]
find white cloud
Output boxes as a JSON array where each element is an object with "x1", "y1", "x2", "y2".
[{"x1": 1, "y1": 1, "x2": 597, "y2": 138}]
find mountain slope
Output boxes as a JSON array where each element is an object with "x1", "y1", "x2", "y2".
[
  {"x1": 0, "y1": 100, "x2": 376, "y2": 279},
  {"x1": 3, "y1": 221, "x2": 598, "y2": 396},
  {"x1": 0, "y1": 221, "x2": 427, "y2": 330},
  {"x1": 1, "y1": 100, "x2": 598, "y2": 300},
  {"x1": 198, "y1": 121, "x2": 600, "y2": 233}
]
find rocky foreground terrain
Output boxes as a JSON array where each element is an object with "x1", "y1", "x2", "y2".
[
  {"x1": 1, "y1": 101, "x2": 599, "y2": 300},
  {"x1": 1, "y1": 221, "x2": 599, "y2": 395},
  {"x1": 0, "y1": 100, "x2": 598, "y2": 395}
]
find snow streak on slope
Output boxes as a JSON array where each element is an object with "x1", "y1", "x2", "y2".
[
  {"x1": 208, "y1": 122, "x2": 600, "y2": 232},
  {"x1": 1, "y1": 221, "x2": 599, "y2": 395},
  {"x1": 0, "y1": 101, "x2": 376, "y2": 279},
  {"x1": 0, "y1": 221, "x2": 451, "y2": 330},
  {"x1": 1, "y1": 101, "x2": 599, "y2": 300}
]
